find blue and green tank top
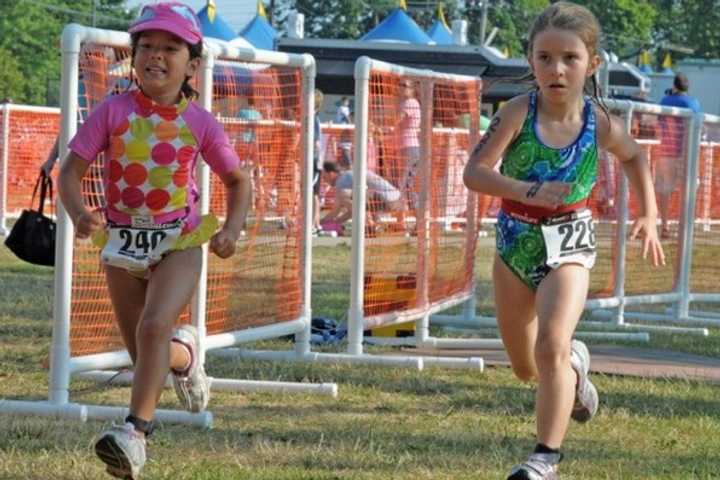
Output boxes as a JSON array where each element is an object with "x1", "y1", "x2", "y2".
[{"x1": 501, "y1": 90, "x2": 598, "y2": 204}]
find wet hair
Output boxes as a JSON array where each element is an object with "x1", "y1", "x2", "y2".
[
  {"x1": 130, "y1": 32, "x2": 203, "y2": 100},
  {"x1": 525, "y1": 2, "x2": 609, "y2": 118}
]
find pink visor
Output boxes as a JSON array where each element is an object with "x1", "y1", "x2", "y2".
[{"x1": 129, "y1": 2, "x2": 202, "y2": 45}]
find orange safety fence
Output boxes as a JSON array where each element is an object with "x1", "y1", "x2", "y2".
[
  {"x1": 68, "y1": 44, "x2": 307, "y2": 356},
  {"x1": 361, "y1": 69, "x2": 481, "y2": 323},
  {"x1": 622, "y1": 110, "x2": 688, "y2": 296},
  {"x1": 690, "y1": 119, "x2": 720, "y2": 295},
  {"x1": 0, "y1": 106, "x2": 60, "y2": 220},
  {"x1": 207, "y1": 59, "x2": 304, "y2": 334},
  {"x1": 70, "y1": 43, "x2": 134, "y2": 356}
]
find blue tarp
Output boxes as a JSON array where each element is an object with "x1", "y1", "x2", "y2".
[
  {"x1": 427, "y1": 20, "x2": 453, "y2": 45},
  {"x1": 197, "y1": 5, "x2": 237, "y2": 41},
  {"x1": 240, "y1": 15, "x2": 277, "y2": 50},
  {"x1": 361, "y1": 9, "x2": 434, "y2": 44}
]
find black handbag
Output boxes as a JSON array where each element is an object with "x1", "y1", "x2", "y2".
[{"x1": 4, "y1": 171, "x2": 56, "y2": 266}]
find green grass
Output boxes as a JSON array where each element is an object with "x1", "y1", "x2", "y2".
[{"x1": 2, "y1": 242, "x2": 720, "y2": 479}]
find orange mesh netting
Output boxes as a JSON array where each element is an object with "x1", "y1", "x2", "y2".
[
  {"x1": 69, "y1": 43, "x2": 135, "y2": 356},
  {"x1": 360, "y1": 70, "x2": 481, "y2": 325},
  {"x1": 206, "y1": 59, "x2": 304, "y2": 334},
  {"x1": 621, "y1": 110, "x2": 686, "y2": 296},
  {"x1": 0, "y1": 107, "x2": 60, "y2": 218},
  {"x1": 690, "y1": 120, "x2": 720, "y2": 294},
  {"x1": 68, "y1": 45, "x2": 307, "y2": 356}
]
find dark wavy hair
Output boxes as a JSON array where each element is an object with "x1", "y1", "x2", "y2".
[{"x1": 130, "y1": 32, "x2": 203, "y2": 100}]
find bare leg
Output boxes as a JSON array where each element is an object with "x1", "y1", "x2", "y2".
[
  {"x1": 106, "y1": 265, "x2": 192, "y2": 372},
  {"x1": 129, "y1": 248, "x2": 202, "y2": 421},
  {"x1": 534, "y1": 264, "x2": 589, "y2": 448},
  {"x1": 493, "y1": 254, "x2": 539, "y2": 382},
  {"x1": 105, "y1": 266, "x2": 147, "y2": 364}
]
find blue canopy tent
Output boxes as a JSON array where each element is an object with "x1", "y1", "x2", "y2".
[
  {"x1": 427, "y1": 20, "x2": 453, "y2": 45},
  {"x1": 240, "y1": 15, "x2": 278, "y2": 50},
  {"x1": 361, "y1": 9, "x2": 434, "y2": 44},
  {"x1": 197, "y1": 5, "x2": 237, "y2": 41}
]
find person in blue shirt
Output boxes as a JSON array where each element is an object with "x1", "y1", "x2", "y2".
[
  {"x1": 660, "y1": 73, "x2": 701, "y2": 112},
  {"x1": 656, "y1": 73, "x2": 701, "y2": 238}
]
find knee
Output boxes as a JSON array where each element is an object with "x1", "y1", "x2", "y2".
[
  {"x1": 534, "y1": 335, "x2": 571, "y2": 372},
  {"x1": 136, "y1": 310, "x2": 174, "y2": 343}
]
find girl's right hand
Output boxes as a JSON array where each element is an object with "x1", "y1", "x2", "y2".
[
  {"x1": 74, "y1": 210, "x2": 103, "y2": 239},
  {"x1": 520, "y1": 181, "x2": 573, "y2": 209}
]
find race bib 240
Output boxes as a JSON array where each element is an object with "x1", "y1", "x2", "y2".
[{"x1": 101, "y1": 219, "x2": 182, "y2": 271}]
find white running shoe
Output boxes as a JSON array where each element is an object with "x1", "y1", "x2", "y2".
[
  {"x1": 95, "y1": 422, "x2": 146, "y2": 479},
  {"x1": 570, "y1": 339, "x2": 599, "y2": 422},
  {"x1": 507, "y1": 452, "x2": 562, "y2": 480},
  {"x1": 171, "y1": 325, "x2": 210, "y2": 413}
]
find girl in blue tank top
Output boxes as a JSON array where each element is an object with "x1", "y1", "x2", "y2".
[{"x1": 463, "y1": 3, "x2": 665, "y2": 479}]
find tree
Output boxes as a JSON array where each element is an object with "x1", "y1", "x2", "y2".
[
  {"x1": 274, "y1": 0, "x2": 460, "y2": 40},
  {"x1": 0, "y1": 0, "x2": 135, "y2": 105},
  {"x1": 274, "y1": 0, "x2": 369, "y2": 39},
  {"x1": 649, "y1": 0, "x2": 720, "y2": 62},
  {"x1": 573, "y1": 0, "x2": 656, "y2": 59},
  {"x1": 464, "y1": 0, "x2": 548, "y2": 56},
  {"x1": 0, "y1": 47, "x2": 25, "y2": 102}
]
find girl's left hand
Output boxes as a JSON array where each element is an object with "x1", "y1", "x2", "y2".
[
  {"x1": 630, "y1": 216, "x2": 666, "y2": 267},
  {"x1": 210, "y1": 228, "x2": 239, "y2": 258}
]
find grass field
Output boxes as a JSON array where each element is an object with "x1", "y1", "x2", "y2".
[{"x1": 1, "y1": 241, "x2": 720, "y2": 479}]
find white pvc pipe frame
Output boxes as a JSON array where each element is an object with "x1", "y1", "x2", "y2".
[
  {"x1": 0, "y1": 104, "x2": 61, "y2": 236},
  {"x1": 434, "y1": 99, "x2": 720, "y2": 339},
  {"x1": 0, "y1": 24, "x2": 335, "y2": 428},
  {"x1": 238, "y1": 58, "x2": 485, "y2": 370},
  {"x1": 345, "y1": 57, "x2": 490, "y2": 359}
]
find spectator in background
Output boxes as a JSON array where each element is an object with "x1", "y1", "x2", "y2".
[
  {"x1": 337, "y1": 127, "x2": 353, "y2": 168},
  {"x1": 321, "y1": 161, "x2": 403, "y2": 234},
  {"x1": 656, "y1": 72, "x2": 701, "y2": 238},
  {"x1": 237, "y1": 96, "x2": 262, "y2": 144},
  {"x1": 312, "y1": 89, "x2": 324, "y2": 234},
  {"x1": 397, "y1": 80, "x2": 421, "y2": 209},
  {"x1": 334, "y1": 96, "x2": 351, "y2": 124}
]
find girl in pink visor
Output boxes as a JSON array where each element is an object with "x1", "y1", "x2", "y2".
[{"x1": 58, "y1": 3, "x2": 252, "y2": 478}]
